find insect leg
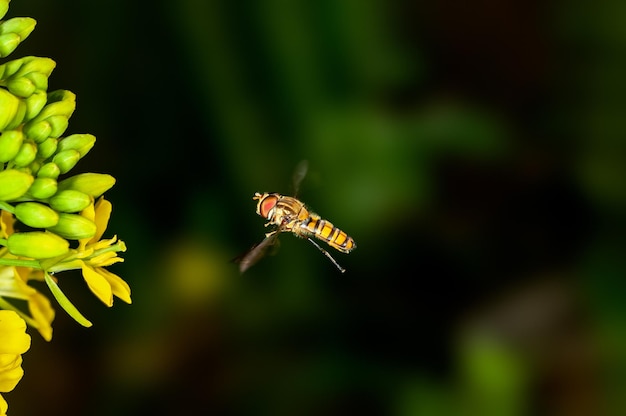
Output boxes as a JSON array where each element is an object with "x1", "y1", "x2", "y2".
[{"x1": 305, "y1": 237, "x2": 346, "y2": 273}]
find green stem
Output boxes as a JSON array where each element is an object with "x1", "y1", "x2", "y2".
[
  {"x1": 0, "y1": 257, "x2": 41, "y2": 268},
  {"x1": 0, "y1": 201, "x2": 14, "y2": 213}
]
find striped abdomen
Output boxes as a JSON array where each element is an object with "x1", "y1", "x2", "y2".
[{"x1": 299, "y1": 214, "x2": 356, "y2": 253}]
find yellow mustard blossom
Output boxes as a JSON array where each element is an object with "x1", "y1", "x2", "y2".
[
  {"x1": 0, "y1": 266, "x2": 54, "y2": 341},
  {"x1": 47, "y1": 197, "x2": 130, "y2": 306},
  {"x1": 0, "y1": 310, "x2": 30, "y2": 416},
  {"x1": 0, "y1": 211, "x2": 55, "y2": 340}
]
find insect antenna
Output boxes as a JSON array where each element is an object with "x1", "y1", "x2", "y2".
[{"x1": 305, "y1": 237, "x2": 346, "y2": 273}]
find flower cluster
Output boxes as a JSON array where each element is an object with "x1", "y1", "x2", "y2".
[{"x1": 0, "y1": 1, "x2": 130, "y2": 414}]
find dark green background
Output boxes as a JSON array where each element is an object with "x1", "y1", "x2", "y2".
[{"x1": 6, "y1": 0, "x2": 626, "y2": 415}]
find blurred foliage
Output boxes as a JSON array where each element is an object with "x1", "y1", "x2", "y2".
[{"x1": 7, "y1": 0, "x2": 626, "y2": 415}]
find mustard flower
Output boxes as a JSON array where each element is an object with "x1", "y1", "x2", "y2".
[
  {"x1": 47, "y1": 197, "x2": 131, "y2": 307},
  {"x1": 0, "y1": 310, "x2": 30, "y2": 416}
]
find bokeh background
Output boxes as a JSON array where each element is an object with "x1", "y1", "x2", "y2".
[{"x1": 6, "y1": 0, "x2": 626, "y2": 415}]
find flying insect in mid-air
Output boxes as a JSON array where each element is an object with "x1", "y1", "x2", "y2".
[{"x1": 237, "y1": 161, "x2": 356, "y2": 273}]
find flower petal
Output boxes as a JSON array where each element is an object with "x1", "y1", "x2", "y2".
[
  {"x1": 97, "y1": 267, "x2": 131, "y2": 304},
  {"x1": 0, "y1": 393, "x2": 7, "y2": 416},
  {"x1": 0, "y1": 354, "x2": 23, "y2": 392},
  {"x1": 92, "y1": 197, "x2": 112, "y2": 242},
  {"x1": 0, "y1": 311, "x2": 30, "y2": 355},
  {"x1": 28, "y1": 292, "x2": 55, "y2": 341},
  {"x1": 81, "y1": 263, "x2": 112, "y2": 306}
]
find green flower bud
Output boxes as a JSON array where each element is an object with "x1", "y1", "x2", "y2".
[
  {"x1": 0, "y1": 56, "x2": 53, "y2": 97},
  {"x1": 29, "y1": 161, "x2": 41, "y2": 174},
  {"x1": 15, "y1": 202, "x2": 59, "y2": 228},
  {"x1": 0, "y1": 1, "x2": 8, "y2": 20},
  {"x1": 52, "y1": 149, "x2": 80, "y2": 174},
  {"x1": 37, "y1": 137, "x2": 58, "y2": 159},
  {"x1": 47, "y1": 213, "x2": 96, "y2": 240},
  {"x1": 7, "y1": 231, "x2": 69, "y2": 258},
  {"x1": 36, "y1": 162, "x2": 60, "y2": 179},
  {"x1": 0, "y1": 130, "x2": 24, "y2": 162},
  {"x1": 26, "y1": 71, "x2": 49, "y2": 90},
  {"x1": 23, "y1": 120, "x2": 51, "y2": 143},
  {"x1": 14, "y1": 57, "x2": 55, "y2": 80},
  {"x1": 0, "y1": 88, "x2": 20, "y2": 130},
  {"x1": 47, "y1": 114, "x2": 69, "y2": 138},
  {"x1": 0, "y1": 17, "x2": 37, "y2": 43},
  {"x1": 24, "y1": 90, "x2": 47, "y2": 121},
  {"x1": 0, "y1": 169, "x2": 33, "y2": 200},
  {"x1": 12, "y1": 140, "x2": 37, "y2": 167},
  {"x1": 7, "y1": 76, "x2": 35, "y2": 98},
  {"x1": 23, "y1": 90, "x2": 75, "y2": 142},
  {"x1": 57, "y1": 134, "x2": 95, "y2": 157},
  {"x1": 28, "y1": 177, "x2": 57, "y2": 199},
  {"x1": 58, "y1": 173, "x2": 115, "y2": 197},
  {"x1": 0, "y1": 33, "x2": 19, "y2": 58},
  {"x1": 49, "y1": 190, "x2": 91, "y2": 213}
]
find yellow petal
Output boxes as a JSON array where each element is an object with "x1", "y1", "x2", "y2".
[
  {"x1": 0, "y1": 311, "x2": 30, "y2": 354},
  {"x1": 97, "y1": 267, "x2": 131, "y2": 304},
  {"x1": 0, "y1": 354, "x2": 23, "y2": 392},
  {"x1": 0, "y1": 393, "x2": 7, "y2": 416},
  {"x1": 0, "y1": 267, "x2": 36, "y2": 300},
  {"x1": 89, "y1": 252, "x2": 123, "y2": 267},
  {"x1": 92, "y1": 197, "x2": 112, "y2": 241},
  {"x1": 78, "y1": 201, "x2": 96, "y2": 250},
  {"x1": 81, "y1": 263, "x2": 112, "y2": 306},
  {"x1": 0, "y1": 210, "x2": 15, "y2": 238},
  {"x1": 28, "y1": 292, "x2": 55, "y2": 342}
]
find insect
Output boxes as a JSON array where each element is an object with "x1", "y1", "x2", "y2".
[{"x1": 237, "y1": 161, "x2": 356, "y2": 273}]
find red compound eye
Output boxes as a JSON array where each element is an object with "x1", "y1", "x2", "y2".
[{"x1": 258, "y1": 195, "x2": 278, "y2": 218}]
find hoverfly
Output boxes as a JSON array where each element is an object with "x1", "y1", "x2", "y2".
[{"x1": 237, "y1": 161, "x2": 356, "y2": 273}]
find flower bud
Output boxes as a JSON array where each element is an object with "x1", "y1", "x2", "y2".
[
  {"x1": 47, "y1": 213, "x2": 96, "y2": 240},
  {"x1": 28, "y1": 177, "x2": 57, "y2": 199},
  {"x1": 7, "y1": 231, "x2": 69, "y2": 258},
  {"x1": 57, "y1": 173, "x2": 115, "y2": 197},
  {"x1": 26, "y1": 71, "x2": 49, "y2": 91},
  {"x1": 24, "y1": 90, "x2": 47, "y2": 121},
  {"x1": 0, "y1": 33, "x2": 19, "y2": 58},
  {"x1": 23, "y1": 90, "x2": 75, "y2": 143},
  {"x1": 0, "y1": 1, "x2": 8, "y2": 20},
  {"x1": 0, "y1": 129, "x2": 23, "y2": 162},
  {"x1": 57, "y1": 134, "x2": 95, "y2": 157},
  {"x1": 36, "y1": 162, "x2": 60, "y2": 179},
  {"x1": 48, "y1": 115, "x2": 69, "y2": 138},
  {"x1": 23, "y1": 120, "x2": 51, "y2": 143},
  {"x1": 49, "y1": 190, "x2": 92, "y2": 213},
  {"x1": 15, "y1": 202, "x2": 59, "y2": 228},
  {"x1": 7, "y1": 76, "x2": 35, "y2": 98},
  {"x1": 36, "y1": 137, "x2": 57, "y2": 159},
  {"x1": 0, "y1": 17, "x2": 36, "y2": 45},
  {"x1": 0, "y1": 169, "x2": 33, "y2": 200},
  {"x1": 15, "y1": 57, "x2": 55, "y2": 80},
  {"x1": 29, "y1": 161, "x2": 41, "y2": 174},
  {"x1": 52, "y1": 149, "x2": 80, "y2": 174},
  {"x1": 0, "y1": 88, "x2": 20, "y2": 130},
  {"x1": 12, "y1": 140, "x2": 37, "y2": 167}
]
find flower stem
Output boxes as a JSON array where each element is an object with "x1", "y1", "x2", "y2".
[{"x1": 0, "y1": 257, "x2": 41, "y2": 268}]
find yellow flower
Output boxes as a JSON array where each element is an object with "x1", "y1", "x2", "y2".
[
  {"x1": 0, "y1": 210, "x2": 15, "y2": 239},
  {"x1": 0, "y1": 266, "x2": 55, "y2": 341},
  {"x1": 75, "y1": 197, "x2": 131, "y2": 306},
  {"x1": 0, "y1": 310, "x2": 30, "y2": 416}
]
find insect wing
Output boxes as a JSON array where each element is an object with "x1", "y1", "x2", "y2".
[
  {"x1": 235, "y1": 233, "x2": 280, "y2": 273},
  {"x1": 291, "y1": 159, "x2": 309, "y2": 197}
]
